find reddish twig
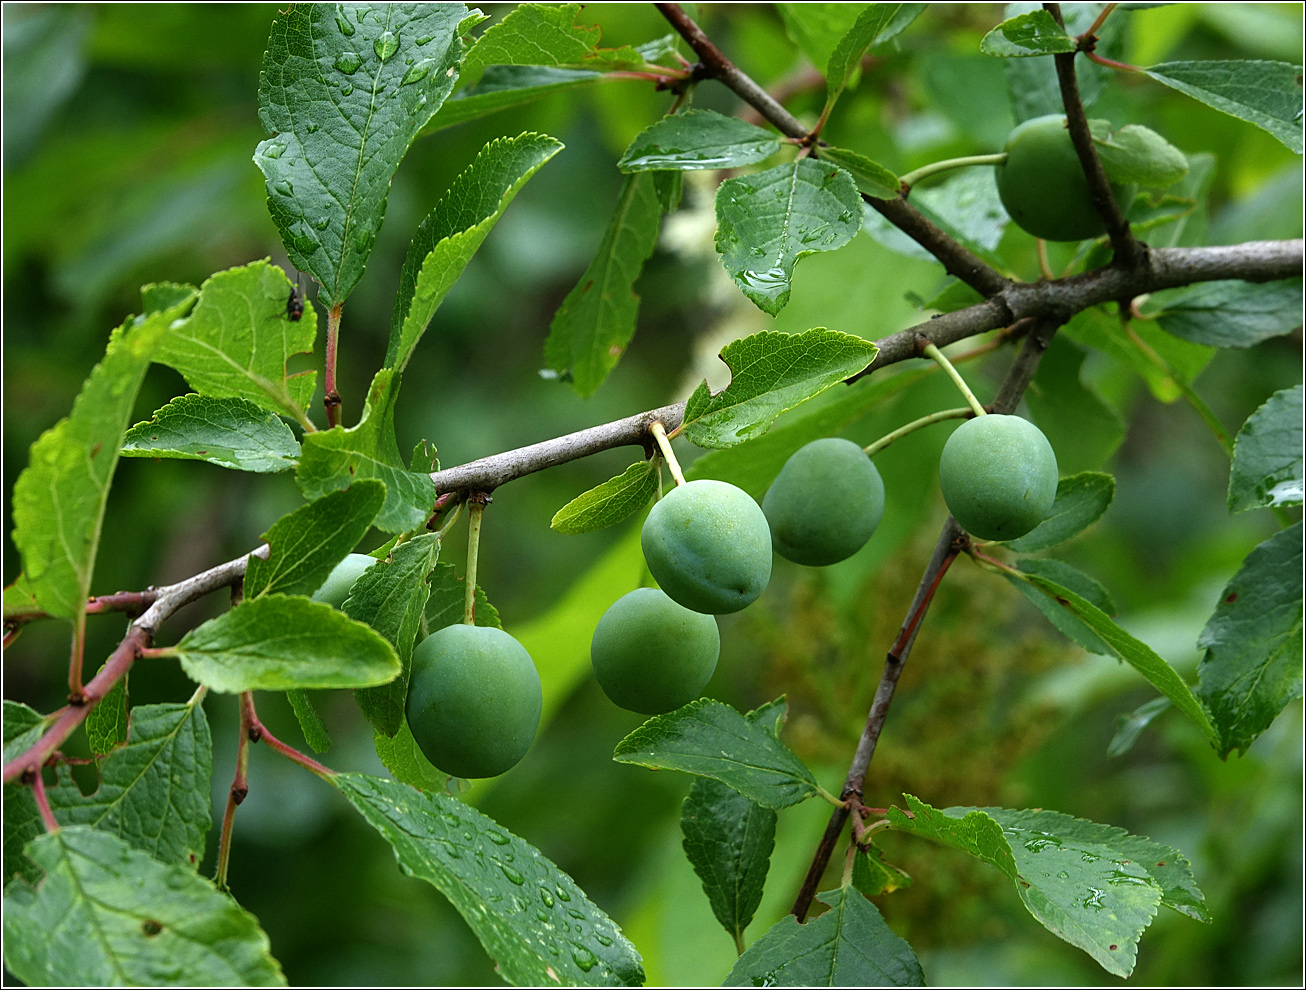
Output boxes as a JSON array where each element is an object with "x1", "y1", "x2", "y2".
[
  {"x1": 215, "y1": 692, "x2": 254, "y2": 891},
  {"x1": 324, "y1": 303, "x2": 343, "y2": 428},
  {"x1": 246, "y1": 695, "x2": 334, "y2": 779},
  {"x1": 31, "y1": 769, "x2": 60, "y2": 832}
]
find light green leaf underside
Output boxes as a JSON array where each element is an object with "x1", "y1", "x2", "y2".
[
  {"x1": 3, "y1": 827, "x2": 285, "y2": 987},
  {"x1": 1143, "y1": 59, "x2": 1304, "y2": 154},
  {"x1": 1197, "y1": 522, "x2": 1304, "y2": 758},
  {"x1": 825, "y1": 5, "x2": 923, "y2": 115},
  {"x1": 460, "y1": 2, "x2": 652, "y2": 75},
  {"x1": 12, "y1": 291, "x2": 196, "y2": 621},
  {"x1": 613, "y1": 698, "x2": 818, "y2": 809},
  {"x1": 388, "y1": 132, "x2": 563, "y2": 373},
  {"x1": 1090, "y1": 121, "x2": 1190, "y2": 188},
  {"x1": 174, "y1": 595, "x2": 399, "y2": 693},
  {"x1": 374, "y1": 720, "x2": 446, "y2": 791},
  {"x1": 245, "y1": 481, "x2": 386, "y2": 599},
  {"x1": 715, "y1": 158, "x2": 862, "y2": 315},
  {"x1": 423, "y1": 66, "x2": 604, "y2": 135},
  {"x1": 981, "y1": 9, "x2": 1076, "y2": 57},
  {"x1": 819, "y1": 147, "x2": 900, "y2": 199},
  {"x1": 680, "y1": 328, "x2": 878, "y2": 449},
  {"x1": 152, "y1": 260, "x2": 316, "y2": 423},
  {"x1": 254, "y1": 3, "x2": 467, "y2": 307},
  {"x1": 1003, "y1": 471, "x2": 1115, "y2": 552},
  {"x1": 543, "y1": 171, "x2": 664, "y2": 397},
  {"x1": 551, "y1": 460, "x2": 658, "y2": 535},
  {"x1": 332, "y1": 773, "x2": 645, "y2": 986},
  {"x1": 619, "y1": 109, "x2": 780, "y2": 172},
  {"x1": 1228, "y1": 384, "x2": 1304, "y2": 512},
  {"x1": 121, "y1": 394, "x2": 301, "y2": 473}
]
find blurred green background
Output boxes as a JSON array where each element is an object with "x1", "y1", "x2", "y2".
[{"x1": 3, "y1": 3, "x2": 1301, "y2": 986}]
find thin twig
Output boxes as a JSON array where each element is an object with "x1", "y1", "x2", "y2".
[
  {"x1": 216, "y1": 693, "x2": 254, "y2": 891},
  {"x1": 324, "y1": 303, "x2": 343, "y2": 428},
  {"x1": 32, "y1": 770, "x2": 60, "y2": 832}
]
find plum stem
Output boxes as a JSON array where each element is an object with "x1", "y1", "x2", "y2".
[
  {"x1": 864, "y1": 407, "x2": 975, "y2": 458},
  {"x1": 921, "y1": 342, "x2": 988, "y2": 417},
  {"x1": 465, "y1": 498, "x2": 487, "y2": 625},
  {"x1": 650, "y1": 422, "x2": 686, "y2": 487},
  {"x1": 899, "y1": 153, "x2": 1007, "y2": 190}
]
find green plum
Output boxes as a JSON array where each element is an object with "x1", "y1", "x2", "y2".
[
  {"x1": 938, "y1": 415, "x2": 1058, "y2": 541},
  {"x1": 763, "y1": 438, "x2": 885, "y2": 566},
  {"x1": 591, "y1": 588, "x2": 720, "y2": 714},
  {"x1": 311, "y1": 553, "x2": 377, "y2": 608},
  {"x1": 995, "y1": 114, "x2": 1136, "y2": 242},
  {"x1": 406, "y1": 624, "x2": 542, "y2": 779},
  {"x1": 641, "y1": 479, "x2": 771, "y2": 614}
]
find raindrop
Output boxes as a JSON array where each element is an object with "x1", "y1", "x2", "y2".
[
  {"x1": 487, "y1": 831, "x2": 511, "y2": 846},
  {"x1": 500, "y1": 864, "x2": 526, "y2": 885},
  {"x1": 335, "y1": 51, "x2": 362, "y2": 75},
  {"x1": 595, "y1": 934, "x2": 613, "y2": 947},
  {"x1": 294, "y1": 233, "x2": 316, "y2": 253},
  {"x1": 1081, "y1": 887, "x2": 1106, "y2": 910},
  {"x1": 571, "y1": 947, "x2": 597, "y2": 972},
  {"x1": 335, "y1": 9, "x2": 355, "y2": 35},
  {"x1": 1057, "y1": 870, "x2": 1070, "y2": 880},
  {"x1": 341, "y1": 82, "x2": 354, "y2": 96},
  {"x1": 416, "y1": 34, "x2": 434, "y2": 45},
  {"x1": 273, "y1": 179, "x2": 293, "y2": 196},
  {"x1": 262, "y1": 142, "x2": 285, "y2": 159},
  {"x1": 314, "y1": 216, "x2": 330, "y2": 230},
  {"x1": 539, "y1": 887, "x2": 555, "y2": 908},
  {"x1": 401, "y1": 60, "x2": 432, "y2": 86},
  {"x1": 555, "y1": 886, "x2": 571, "y2": 901},
  {"x1": 374, "y1": 30, "x2": 400, "y2": 62}
]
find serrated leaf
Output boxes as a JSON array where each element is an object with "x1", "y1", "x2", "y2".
[
  {"x1": 981, "y1": 9, "x2": 1076, "y2": 56},
  {"x1": 460, "y1": 2, "x2": 649, "y2": 75},
  {"x1": 613, "y1": 699, "x2": 819, "y2": 809},
  {"x1": 46, "y1": 701, "x2": 211, "y2": 869},
  {"x1": 3, "y1": 702, "x2": 50, "y2": 886},
  {"x1": 1197, "y1": 522, "x2": 1304, "y2": 758},
  {"x1": 1024, "y1": 336, "x2": 1126, "y2": 475},
  {"x1": 3, "y1": 827, "x2": 285, "y2": 987},
  {"x1": 296, "y1": 368, "x2": 437, "y2": 533},
  {"x1": 423, "y1": 65, "x2": 603, "y2": 135},
  {"x1": 825, "y1": 5, "x2": 922, "y2": 114},
  {"x1": 1012, "y1": 558, "x2": 1118, "y2": 656},
  {"x1": 424, "y1": 561, "x2": 502, "y2": 632},
  {"x1": 153, "y1": 261, "x2": 316, "y2": 423},
  {"x1": 1089, "y1": 121, "x2": 1190, "y2": 188},
  {"x1": 618, "y1": 109, "x2": 780, "y2": 172},
  {"x1": 543, "y1": 172, "x2": 664, "y2": 397},
  {"x1": 1228, "y1": 385, "x2": 1304, "y2": 512},
  {"x1": 3, "y1": 574, "x2": 43, "y2": 624},
  {"x1": 1004, "y1": 472, "x2": 1116, "y2": 552},
  {"x1": 173, "y1": 595, "x2": 399, "y2": 693},
  {"x1": 388, "y1": 132, "x2": 563, "y2": 374},
  {"x1": 254, "y1": 4, "x2": 466, "y2": 307},
  {"x1": 888, "y1": 796, "x2": 1166, "y2": 977},
  {"x1": 286, "y1": 689, "x2": 331, "y2": 754},
  {"x1": 85, "y1": 676, "x2": 128, "y2": 756},
  {"x1": 1152, "y1": 278, "x2": 1304, "y2": 349},
  {"x1": 1004, "y1": 3, "x2": 1123, "y2": 122},
  {"x1": 245, "y1": 481, "x2": 386, "y2": 599},
  {"x1": 120, "y1": 394, "x2": 301, "y2": 474},
  {"x1": 819, "y1": 148, "x2": 900, "y2": 199},
  {"x1": 1016, "y1": 571, "x2": 1219, "y2": 745},
  {"x1": 851, "y1": 843, "x2": 913, "y2": 897},
  {"x1": 332, "y1": 773, "x2": 644, "y2": 986},
  {"x1": 724, "y1": 886, "x2": 924, "y2": 987},
  {"x1": 1143, "y1": 59, "x2": 1304, "y2": 154},
  {"x1": 12, "y1": 292, "x2": 194, "y2": 622},
  {"x1": 373, "y1": 720, "x2": 446, "y2": 791},
  {"x1": 551, "y1": 460, "x2": 658, "y2": 535},
  {"x1": 347, "y1": 533, "x2": 442, "y2": 738},
  {"x1": 680, "y1": 328, "x2": 878, "y2": 449},
  {"x1": 715, "y1": 159, "x2": 862, "y2": 315}
]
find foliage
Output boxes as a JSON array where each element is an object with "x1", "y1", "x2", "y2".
[{"x1": 2, "y1": 3, "x2": 1301, "y2": 988}]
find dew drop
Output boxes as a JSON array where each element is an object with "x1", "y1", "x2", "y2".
[
  {"x1": 595, "y1": 933, "x2": 613, "y2": 947},
  {"x1": 416, "y1": 34, "x2": 434, "y2": 45},
  {"x1": 374, "y1": 30, "x2": 400, "y2": 62},
  {"x1": 571, "y1": 947, "x2": 597, "y2": 972},
  {"x1": 500, "y1": 864, "x2": 526, "y2": 885},
  {"x1": 294, "y1": 233, "x2": 316, "y2": 253},
  {"x1": 539, "y1": 887, "x2": 555, "y2": 908},
  {"x1": 273, "y1": 179, "x2": 294, "y2": 197},
  {"x1": 314, "y1": 216, "x2": 330, "y2": 230},
  {"x1": 262, "y1": 142, "x2": 285, "y2": 160},
  {"x1": 487, "y1": 831, "x2": 511, "y2": 846},
  {"x1": 335, "y1": 10, "x2": 356, "y2": 35},
  {"x1": 341, "y1": 82, "x2": 353, "y2": 96},
  {"x1": 401, "y1": 60, "x2": 432, "y2": 86},
  {"x1": 555, "y1": 886, "x2": 571, "y2": 902},
  {"x1": 567, "y1": 908, "x2": 584, "y2": 920},
  {"x1": 335, "y1": 51, "x2": 362, "y2": 75}
]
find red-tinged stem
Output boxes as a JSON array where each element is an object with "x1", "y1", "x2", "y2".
[
  {"x1": 216, "y1": 692, "x2": 253, "y2": 891},
  {"x1": 246, "y1": 696, "x2": 335, "y2": 780},
  {"x1": 32, "y1": 770, "x2": 60, "y2": 832},
  {"x1": 68, "y1": 614, "x2": 86, "y2": 703},
  {"x1": 1080, "y1": 2, "x2": 1118, "y2": 40},
  {"x1": 324, "y1": 303, "x2": 343, "y2": 428},
  {"x1": 1086, "y1": 50, "x2": 1140, "y2": 73}
]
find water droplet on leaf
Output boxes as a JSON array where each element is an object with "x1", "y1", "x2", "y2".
[
  {"x1": 335, "y1": 52, "x2": 362, "y2": 75},
  {"x1": 374, "y1": 30, "x2": 400, "y2": 62}
]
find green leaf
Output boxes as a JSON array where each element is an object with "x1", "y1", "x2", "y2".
[
  {"x1": 153, "y1": 261, "x2": 317, "y2": 423},
  {"x1": 680, "y1": 328, "x2": 878, "y2": 449},
  {"x1": 12, "y1": 291, "x2": 195, "y2": 621},
  {"x1": 3, "y1": 827, "x2": 285, "y2": 987},
  {"x1": 1017, "y1": 571, "x2": 1219, "y2": 745},
  {"x1": 889, "y1": 796, "x2": 1165, "y2": 977},
  {"x1": 3, "y1": 702, "x2": 50, "y2": 886},
  {"x1": 551, "y1": 460, "x2": 658, "y2": 535},
  {"x1": 618, "y1": 109, "x2": 780, "y2": 172},
  {"x1": 613, "y1": 699, "x2": 819, "y2": 809},
  {"x1": 819, "y1": 147, "x2": 900, "y2": 199},
  {"x1": 863, "y1": 168, "x2": 1010, "y2": 262},
  {"x1": 373, "y1": 721, "x2": 446, "y2": 791},
  {"x1": 1063, "y1": 304, "x2": 1215, "y2": 404},
  {"x1": 2, "y1": 574, "x2": 43, "y2": 624},
  {"x1": 424, "y1": 561, "x2": 502, "y2": 632},
  {"x1": 543, "y1": 172, "x2": 664, "y2": 397},
  {"x1": 422, "y1": 66, "x2": 603, "y2": 135},
  {"x1": 347, "y1": 533, "x2": 442, "y2": 738},
  {"x1": 1228, "y1": 385, "x2": 1304, "y2": 512},
  {"x1": 1108, "y1": 697, "x2": 1172, "y2": 759},
  {"x1": 46, "y1": 701, "x2": 211, "y2": 869},
  {"x1": 1004, "y1": 3, "x2": 1123, "y2": 122},
  {"x1": 825, "y1": 5, "x2": 921, "y2": 114},
  {"x1": 1023, "y1": 336, "x2": 1126, "y2": 475},
  {"x1": 388, "y1": 132, "x2": 563, "y2": 374},
  {"x1": 85, "y1": 676, "x2": 128, "y2": 756},
  {"x1": 1143, "y1": 59, "x2": 1304, "y2": 154},
  {"x1": 1197, "y1": 522, "x2": 1304, "y2": 758},
  {"x1": 981, "y1": 9, "x2": 1076, "y2": 56},
  {"x1": 245, "y1": 481, "x2": 386, "y2": 599},
  {"x1": 173, "y1": 595, "x2": 400, "y2": 693},
  {"x1": 286, "y1": 689, "x2": 331, "y2": 754},
  {"x1": 1012, "y1": 558, "x2": 1118, "y2": 656},
  {"x1": 1089, "y1": 121, "x2": 1190, "y2": 188},
  {"x1": 296, "y1": 368, "x2": 438, "y2": 533},
  {"x1": 724, "y1": 886, "x2": 925, "y2": 987},
  {"x1": 777, "y1": 4, "x2": 869, "y2": 74},
  {"x1": 851, "y1": 842, "x2": 913, "y2": 897},
  {"x1": 460, "y1": 2, "x2": 649, "y2": 75},
  {"x1": 331, "y1": 773, "x2": 645, "y2": 986},
  {"x1": 120, "y1": 394, "x2": 301, "y2": 474},
  {"x1": 1003, "y1": 472, "x2": 1116, "y2": 552},
  {"x1": 715, "y1": 159, "x2": 862, "y2": 316},
  {"x1": 254, "y1": 4, "x2": 467, "y2": 307},
  {"x1": 1151, "y1": 278, "x2": 1304, "y2": 349}
]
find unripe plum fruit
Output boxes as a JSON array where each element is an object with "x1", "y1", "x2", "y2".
[
  {"x1": 995, "y1": 114, "x2": 1136, "y2": 242},
  {"x1": 406, "y1": 624, "x2": 542, "y2": 779},
  {"x1": 591, "y1": 588, "x2": 720, "y2": 714},
  {"x1": 641, "y1": 479, "x2": 772, "y2": 614},
  {"x1": 938, "y1": 415, "x2": 1058, "y2": 541},
  {"x1": 763, "y1": 438, "x2": 885, "y2": 566},
  {"x1": 311, "y1": 553, "x2": 377, "y2": 608}
]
